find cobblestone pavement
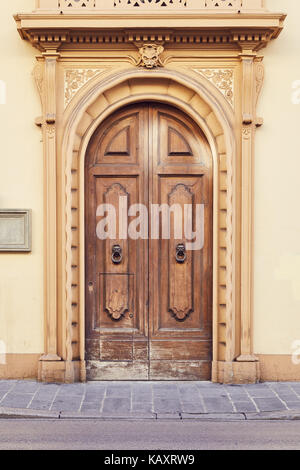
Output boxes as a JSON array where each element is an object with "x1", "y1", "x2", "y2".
[{"x1": 1, "y1": 381, "x2": 300, "y2": 419}]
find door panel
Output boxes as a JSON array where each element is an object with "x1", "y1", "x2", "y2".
[
  {"x1": 149, "y1": 106, "x2": 212, "y2": 380},
  {"x1": 85, "y1": 103, "x2": 212, "y2": 380},
  {"x1": 85, "y1": 107, "x2": 149, "y2": 380}
]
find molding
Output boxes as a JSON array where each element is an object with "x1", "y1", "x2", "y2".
[
  {"x1": 65, "y1": 71, "x2": 234, "y2": 383},
  {"x1": 14, "y1": 12, "x2": 286, "y2": 52}
]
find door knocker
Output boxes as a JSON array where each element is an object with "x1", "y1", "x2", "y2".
[
  {"x1": 175, "y1": 244, "x2": 187, "y2": 264},
  {"x1": 112, "y1": 244, "x2": 123, "y2": 264}
]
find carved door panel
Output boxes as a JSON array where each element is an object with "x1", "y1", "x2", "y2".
[
  {"x1": 85, "y1": 106, "x2": 149, "y2": 380},
  {"x1": 85, "y1": 103, "x2": 212, "y2": 380},
  {"x1": 149, "y1": 105, "x2": 213, "y2": 380}
]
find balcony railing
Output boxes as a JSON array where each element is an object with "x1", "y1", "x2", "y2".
[{"x1": 35, "y1": 0, "x2": 265, "y2": 12}]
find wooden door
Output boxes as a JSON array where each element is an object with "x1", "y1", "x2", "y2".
[{"x1": 85, "y1": 103, "x2": 212, "y2": 380}]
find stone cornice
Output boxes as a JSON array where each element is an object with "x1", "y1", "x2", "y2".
[{"x1": 14, "y1": 11, "x2": 286, "y2": 52}]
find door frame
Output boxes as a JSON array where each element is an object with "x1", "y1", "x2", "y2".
[
  {"x1": 62, "y1": 70, "x2": 241, "y2": 383},
  {"x1": 38, "y1": 69, "x2": 260, "y2": 384}
]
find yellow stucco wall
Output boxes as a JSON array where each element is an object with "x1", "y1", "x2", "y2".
[
  {"x1": 0, "y1": 0, "x2": 44, "y2": 354},
  {"x1": 0, "y1": 0, "x2": 299, "y2": 359},
  {"x1": 254, "y1": 0, "x2": 300, "y2": 355}
]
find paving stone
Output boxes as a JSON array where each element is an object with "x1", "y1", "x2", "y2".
[
  {"x1": 84, "y1": 390, "x2": 106, "y2": 401},
  {"x1": 178, "y1": 387, "x2": 201, "y2": 401},
  {"x1": 51, "y1": 403, "x2": 82, "y2": 412},
  {"x1": 226, "y1": 392, "x2": 249, "y2": 401},
  {"x1": 245, "y1": 410, "x2": 300, "y2": 421},
  {"x1": 198, "y1": 389, "x2": 228, "y2": 398},
  {"x1": 195, "y1": 383, "x2": 224, "y2": 390},
  {"x1": 270, "y1": 391, "x2": 299, "y2": 399},
  {"x1": 283, "y1": 402, "x2": 300, "y2": 410},
  {"x1": 132, "y1": 394, "x2": 153, "y2": 404},
  {"x1": 268, "y1": 383, "x2": 294, "y2": 391},
  {"x1": 29, "y1": 400, "x2": 53, "y2": 411},
  {"x1": 100, "y1": 413, "x2": 156, "y2": 419},
  {"x1": 252, "y1": 398, "x2": 288, "y2": 412},
  {"x1": 180, "y1": 402, "x2": 205, "y2": 413},
  {"x1": 243, "y1": 384, "x2": 270, "y2": 391},
  {"x1": 51, "y1": 398, "x2": 82, "y2": 412},
  {"x1": 106, "y1": 386, "x2": 132, "y2": 398},
  {"x1": 102, "y1": 397, "x2": 131, "y2": 414},
  {"x1": 132, "y1": 402, "x2": 153, "y2": 413},
  {"x1": 57, "y1": 388, "x2": 85, "y2": 398},
  {"x1": 38, "y1": 384, "x2": 60, "y2": 393},
  {"x1": 132, "y1": 387, "x2": 153, "y2": 396},
  {"x1": 224, "y1": 385, "x2": 249, "y2": 397},
  {"x1": 0, "y1": 392, "x2": 8, "y2": 402},
  {"x1": 153, "y1": 384, "x2": 179, "y2": 391},
  {"x1": 132, "y1": 384, "x2": 152, "y2": 391},
  {"x1": 80, "y1": 404, "x2": 102, "y2": 414},
  {"x1": 83, "y1": 397, "x2": 104, "y2": 407},
  {"x1": 13, "y1": 382, "x2": 40, "y2": 393},
  {"x1": 232, "y1": 401, "x2": 257, "y2": 412},
  {"x1": 156, "y1": 413, "x2": 181, "y2": 420},
  {"x1": 201, "y1": 397, "x2": 234, "y2": 413},
  {"x1": 0, "y1": 393, "x2": 34, "y2": 409},
  {"x1": 153, "y1": 391, "x2": 180, "y2": 400},
  {"x1": 86, "y1": 384, "x2": 106, "y2": 391},
  {"x1": 153, "y1": 385, "x2": 179, "y2": 393},
  {"x1": 181, "y1": 413, "x2": 245, "y2": 421},
  {"x1": 245, "y1": 389, "x2": 277, "y2": 398},
  {"x1": 0, "y1": 407, "x2": 60, "y2": 419},
  {"x1": 154, "y1": 398, "x2": 182, "y2": 413},
  {"x1": 0, "y1": 381, "x2": 17, "y2": 391},
  {"x1": 31, "y1": 388, "x2": 59, "y2": 401}
]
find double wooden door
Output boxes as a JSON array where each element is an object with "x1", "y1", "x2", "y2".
[{"x1": 85, "y1": 103, "x2": 212, "y2": 380}]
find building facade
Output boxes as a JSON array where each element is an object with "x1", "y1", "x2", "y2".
[{"x1": 0, "y1": 0, "x2": 299, "y2": 383}]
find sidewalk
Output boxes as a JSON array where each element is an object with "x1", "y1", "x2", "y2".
[{"x1": 1, "y1": 380, "x2": 300, "y2": 421}]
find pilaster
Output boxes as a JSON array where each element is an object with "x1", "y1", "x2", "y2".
[
  {"x1": 235, "y1": 47, "x2": 261, "y2": 379},
  {"x1": 38, "y1": 47, "x2": 62, "y2": 380}
]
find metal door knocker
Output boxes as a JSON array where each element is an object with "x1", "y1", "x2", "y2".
[
  {"x1": 176, "y1": 243, "x2": 187, "y2": 264},
  {"x1": 112, "y1": 244, "x2": 123, "y2": 264}
]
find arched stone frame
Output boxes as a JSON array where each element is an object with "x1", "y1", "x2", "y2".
[{"x1": 44, "y1": 68, "x2": 240, "y2": 384}]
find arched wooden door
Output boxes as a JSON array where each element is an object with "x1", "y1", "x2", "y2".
[{"x1": 85, "y1": 103, "x2": 213, "y2": 380}]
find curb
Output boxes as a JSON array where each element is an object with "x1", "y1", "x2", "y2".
[
  {"x1": 0, "y1": 407, "x2": 60, "y2": 419},
  {"x1": 1, "y1": 407, "x2": 300, "y2": 421}
]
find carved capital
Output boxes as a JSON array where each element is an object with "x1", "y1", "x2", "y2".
[{"x1": 42, "y1": 53, "x2": 60, "y2": 124}]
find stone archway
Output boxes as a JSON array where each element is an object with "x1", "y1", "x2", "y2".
[{"x1": 47, "y1": 70, "x2": 238, "y2": 384}]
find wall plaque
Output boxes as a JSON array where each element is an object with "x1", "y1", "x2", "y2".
[{"x1": 0, "y1": 210, "x2": 32, "y2": 252}]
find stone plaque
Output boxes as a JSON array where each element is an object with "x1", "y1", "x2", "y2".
[{"x1": 0, "y1": 210, "x2": 32, "y2": 252}]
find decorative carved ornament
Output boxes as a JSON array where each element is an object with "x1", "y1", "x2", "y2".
[
  {"x1": 113, "y1": 0, "x2": 187, "y2": 7},
  {"x1": 137, "y1": 44, "x2": 164, "y2": 69},
  {"x1": 64, "y1": 69, "x2": 104, "y2": 107},
  {"x1": 54, "y1": 0, "x2": 246, "y2": 9},
  {"x1": 168, "y1": 184, "x2": 193, "y2": 321},
  {"x1": 194, "y1": 68, "x2": 234, "y2": 107}
]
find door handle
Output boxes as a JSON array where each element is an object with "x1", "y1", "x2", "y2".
[
  {"x1": 112, "y1": 244, "x2": 123, "y2": 264},
  {"x1": 176, "y1": 243, "x2": 187, "y2": 264}
]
